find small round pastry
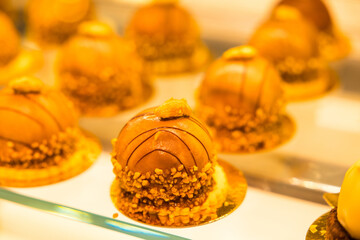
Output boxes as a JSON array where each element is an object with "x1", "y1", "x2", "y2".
[
  {"x1": 0, "y1": 76, "x2": 101, "y2": 187},
  {"x1": 0, "y1": 12, "x2": 43, "y2": 85},
  {"x1": 26, "y1": 0, "x2": 95, "y2": 47},
  {"x1": 110, "y1": 98, "x2": 247, "y2": 227},
  {"x1": 249, "y1": 7, "x2": 336, "y2": 101},
  {"x1": 196, "y1": 46, "x2": 295, "y2": 153},
  {"x1": 56, "y1": 21, "x2": 152, "y2": 117},
  {"x1": 306, "y1": 160, "x2": 360, "y2": 240},
  {"x1": 274, "y1": 0, "x2": 351, "y2": 61},
  {"x1": 125, "y1": 0, "x2": 210, "y2": 75}
]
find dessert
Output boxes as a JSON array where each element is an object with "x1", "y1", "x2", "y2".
[
  {"x1": 125, "y1": 0, "x2": 210, "y2": 75},
  {"x1": 329, "y1": 160, "x2": 360, "y2": 240},
  {"x1": 26, "y1": 0, "x2": 95, "y2": 47},
  {"x1": 196, "y1": 45, "x2": 295, "y2": 153},
  {"x1": 249, "y1": 6, "x2": 336, "y2": 101},
  {"x1": 274, "y1": 0, "x2": 351, "y2": 61},
  {"x1": 0, "y1": 76, "x2": 101, "y2": 187},
  {"x1": 56, "y1": 21, "x2": 152, "y2": 117},
  {"x1": 0, "y1": 12, "x2": 42, "y2": 85},
  {"x1": 110, "y1": 99, "x2": 247, "y2": 227}
]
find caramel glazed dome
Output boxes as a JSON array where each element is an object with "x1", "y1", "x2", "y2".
[
  {"x1": 274, "y1": 0, "x2": 351, "y2": 61},
  {"x1": 125, "y1": 0, "x2": 210, "y2": 74},
  {"x1": 0, "y1": 77, "x2": 101, "y2": 187},
  {"x1": 196, "y1": 46, "x2": 295, "y2": 153},
  {"x1": 26, "y1": 0, "x2": 95, "y2": 46},
  {"x1": 249, "y1": 6, "x2": 334, "y2": 101},
  {"x1": 111, "y1": 99, "x2": 230, "y2": 226},
  {"x1": 57, "y1": 21, "x2": 152, "y2": 117}
]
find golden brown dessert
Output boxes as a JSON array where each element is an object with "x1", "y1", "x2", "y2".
[
  {"x1": 0, "y1": 76, "x2": 101, "y2": 187},
  {"x1": 0, "y1": 12, "x2": 43, "y2": 85},
  {"x1": 0, "y1": 11, "x2": 20, "y2": 67},
  {"x1": 327, "y1": 160, "x2": 360, "y2": 240},
  {"x1": 196, "y1": 45, "x2": 294, "y2": 153},
  {"x1": 249, "y1": 7, "x2": 335, "y2": 101},
  {"x1": 111, "y1": 99, "x2": 246, "y2": 226},
  {"x1": 56, "y1": 21, "x2": 152, "y2": 117},
  {"x1": 274, "y1": 0, "x2": 350, "y2": 61},
  {"x1": 125, "y1": 0, "x2": 210, "y2": 75},
  {"x1": 27, "y1": 0, "x2": 95, "y2": 47}
]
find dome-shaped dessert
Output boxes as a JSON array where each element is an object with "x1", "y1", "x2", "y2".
[
  {"x1": 0, "y1": 11, "x2": 20, "y2": 67},
  {"x1": 57, "y1": 21, "x2": 152, "y2": 116},
  {"x1": 196, "y1": 46, "x2": 295, "y2": 153},
  {"x1": 125, "y1": 0, "x2": 210, "y2": 74},
  {"x1": 0, "y1": 12, "x2": 43, "y2": 85},
  {"x1": 27, "y1": 0, "x2": 95, "y2": 47},
  {"x1": 0, "y1": 76, "x2": 101, "y2": 187},
  {"x1": 249, "y1": 8, "x2": 335, "y2": 101},
  {"x1": 273, "y1": 0, "x2": 350, "y2": 61},
  {"x1": 111, "y1": 98, "x2": 247, "y2": 226},
  {"x1": 335, "y1": 160, "x2": 360, "y2": 239}
]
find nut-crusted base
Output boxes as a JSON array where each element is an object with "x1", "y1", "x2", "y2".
[
  {"x1": 146, "y1": 43, "x2": 210, "y2": 75},
  {"x1": 204, "y1": 115, "x2": 295, "y2": 153},
  {"x1": 111, "y1": 163, "x2": 239, "y2": 227},
  {"x1": 283, "y1": 67, "x2": 338, "y2": 102},
  {"x1": 0, "y1": 130, "x2": 101, "y2": 187},
  {"x1": 326, "y1": 208, "x2": 353, "y2": 240}
]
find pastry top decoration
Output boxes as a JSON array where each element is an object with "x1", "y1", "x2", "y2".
[
  {"x1": 337, "y1": 160, "x2": 360, "y2": 239},
  {"x1": 0, "y1": 11, "x2": 20, "y2": 66}
]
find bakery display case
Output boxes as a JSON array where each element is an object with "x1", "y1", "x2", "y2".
[{"x1": 1, "y1": 0, "x2": 360, "y2": 240}]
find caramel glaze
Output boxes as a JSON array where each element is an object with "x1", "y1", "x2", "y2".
[
  {"x1": 198, "y1": 47, "x2": 284, "y2": 131},
  {"x1": 275, "y1": 0, "x2": 332, "y2": 31},
  {"x1": 126, "y1": 2, "x2": 200, "y2": 60},
  {"x1": 0, "y1": 78, "x2": 79, "y2": 169}
]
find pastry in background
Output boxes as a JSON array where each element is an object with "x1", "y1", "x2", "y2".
[
  {"x1": 26, "y1": 0, "x2": 95, "y2": 47},
  {"x1": 196, "y1": 46, "x2": 295, "y2": 153},
  {"x1": 274, "y1": 0, "x2": 351, "y2": 61},
  {"x1": 56, "y1": 21, "x2": 153, "y2": 117},
  {"x1": 125, "y1": 0, "x2": 210, "y2": 75},
  {"x1": 110, "y1": 99, "x2": 247, "y2": 226},
  {"x1": 0, "y1": 76, "x2": 101, "y2": 187},
  {"x1": 0, "y1": 12, "x2": 42, "y2": 86},
  {"x1": 249, "y1": 7, "x2": 336, "y2": 101}
]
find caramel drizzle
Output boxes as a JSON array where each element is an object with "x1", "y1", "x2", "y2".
[
  {"x1": 254, "y1": 62, "x2": 269, "y2": 114},
  {"x1": 126, "y1": 129, "x2": 196, "y2": 167},
  {"x1": 22, "y1": 95, "x2": 63, "y2": 131},
  {"x1": 134, "y1": 149, "x2": 188, "y2": 174},
  {"x1": 125, "y1": 126, "x2": 211, "y2": 166},
  {"x1": 0, "y1": 107, "x2": 45, "y2": 129}
]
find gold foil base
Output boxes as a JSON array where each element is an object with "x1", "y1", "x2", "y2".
[
  {"x1": 283, "y1": 68, "x2": 339, "y2": 102},
  {"x1": 110, "y1": 159, "x2": 247, "y2": 228},
  {"x1": 306, "y1": 193, "x2": 340, "y2": 240},
  {"x1": 210, "y1": 115, "x2": 295, "y2": 154},
  {"x1": 0, "y1": 49, "x2": 43, "y2": 85},
  {"x1": 0, "y1": 130, "x2": 101, "y2": 187},
  {"x1": 147, "y1": 43, "x2": 211, "y2": 76}
]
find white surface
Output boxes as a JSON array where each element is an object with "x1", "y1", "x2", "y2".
[{"x1": 0, "y1": 152, "x2": 329, "y2": 240}]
